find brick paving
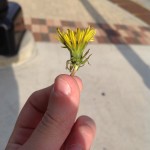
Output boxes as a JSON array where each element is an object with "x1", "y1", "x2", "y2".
[
  {"x1": 12, "y1": 0, "x2": 149, "y2": 26},
  {"x1": 25, "y1": 18, "x2": 150, "y2": 45},
  {"x1": 132, "y1": 0, "x2": 150, "y2": 10},
  {"x1": 109, "y1": 0, "x2": 150, "y2": 25}
]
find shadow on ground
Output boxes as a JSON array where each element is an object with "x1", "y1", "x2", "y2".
[
  {"x1": 0, "y1": 67, "x2": 19, "y2": 149},
  {"x1": 80, "y1": 0, "x2": 150, "y2": 89}
]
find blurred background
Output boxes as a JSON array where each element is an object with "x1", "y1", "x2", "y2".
[{"x1": 0, "y1": 0, "x2": 150, "y2": 149}]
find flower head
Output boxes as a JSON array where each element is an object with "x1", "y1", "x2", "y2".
[{"x1": 57, "y1": 26, "x2": 96, "y2": 76}]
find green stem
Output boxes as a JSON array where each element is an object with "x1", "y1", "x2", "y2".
[{"x1": 70, "y1": 65, "x2": 79, "y2": 76}]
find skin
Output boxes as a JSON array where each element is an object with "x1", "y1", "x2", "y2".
[{"x1": 5, "y1": 74, "x2": 96, "y2": 150}]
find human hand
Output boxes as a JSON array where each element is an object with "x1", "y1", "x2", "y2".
[{"x1": 6, "y1": 74, "x2": 96, "y2": 150}]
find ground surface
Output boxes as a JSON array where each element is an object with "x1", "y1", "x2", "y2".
[
  {"x1": 1, "y1": 0, "x2": 150, "y2": 149},
  {"x1": 132, "y1": 0, "x2": 150, "y2": 10}
]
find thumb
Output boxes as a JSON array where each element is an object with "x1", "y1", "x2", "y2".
[{"x1": 21, "y1": 75, "x2": 81, "y2": 150}]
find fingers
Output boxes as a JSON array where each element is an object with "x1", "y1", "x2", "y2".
[
  {"x1": 7, "y1": 86, "x2": 52, "y2": 146},
  {"x1": 63, "y1": 116, "x2": 96, "y2": 150},
  {"x1": 21, "y1": 74, "x2": 82, "y2": 150}
]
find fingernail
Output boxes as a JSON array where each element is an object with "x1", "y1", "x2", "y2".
[
  {"x1": 54, "y1": 77, "x2": 71, "y2": 96},
  {"x1": 66, "y1": 145, "x2": 83, "y2": 150}
]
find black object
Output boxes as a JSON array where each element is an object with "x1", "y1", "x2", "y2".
[
  {"x1": 0, "y1": 1, "x2": 26, "y2": 56},
  {"x1": 0, "y1": 0, "x2": 8, "y2": 19}
]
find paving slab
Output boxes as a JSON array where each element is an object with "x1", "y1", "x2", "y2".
[
  {"x1": 109, "y1": 0, "x2": 150, "y2": 25},
  {"x1": 24, "y1": 18, "x2": 150, "y2": 45},
  {"x1": 11, "y1": 0, "x2": 149, "y2": 26},
  {"x1": 132, "y1": 0, "x2": 150, "y2": 10},
  {"x1": 0, "y1": 43, "x2": 150, "y2": 149}
]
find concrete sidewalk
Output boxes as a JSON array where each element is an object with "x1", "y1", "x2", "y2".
[
  {"x1": 12, "y1": 0, "x2": 148, "y2": 26},
  {"x1": 1, "y1": 43, "x2": 150, "y2": 149}
]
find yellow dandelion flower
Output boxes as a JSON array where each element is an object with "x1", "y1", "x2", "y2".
[{"x1": 57, "y1": 26, "x2": 96, "y2": 76}]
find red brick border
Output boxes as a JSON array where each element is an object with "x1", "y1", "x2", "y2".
[{"x1": 109, "y1": 0, "x2": 150, "y2": 25}]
